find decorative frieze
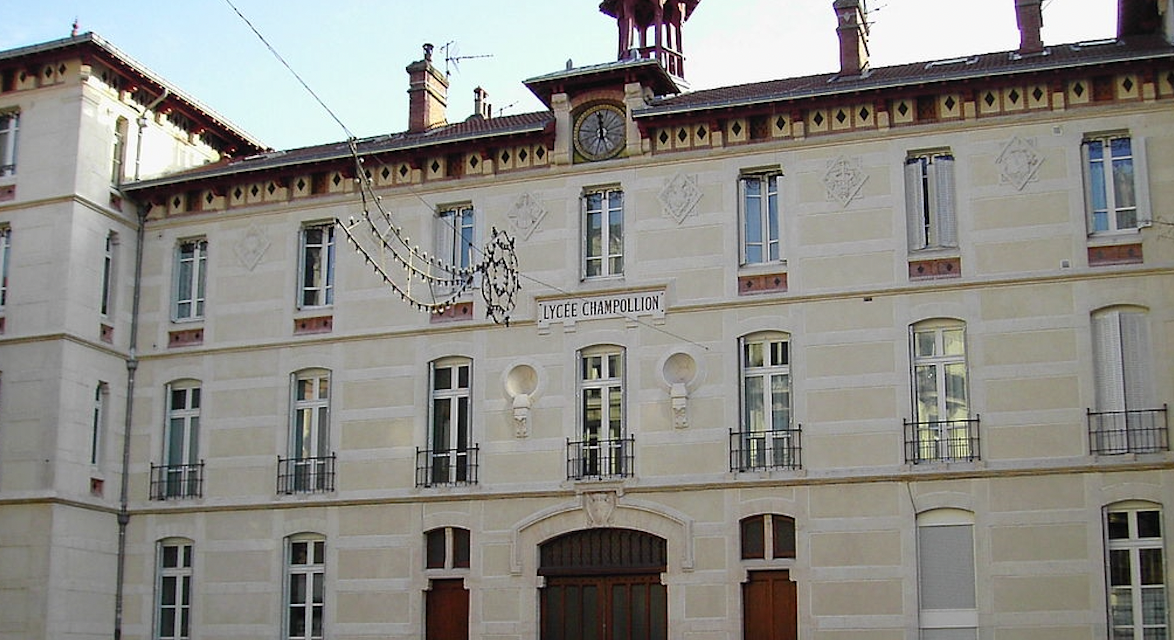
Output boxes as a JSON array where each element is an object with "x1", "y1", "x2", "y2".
[
  {"x1": 996, "y1": 136, "x2": 1043, "y2": 191},
  {"x1": 658, "y1": 173, "x2": 701, "y2": 225}
]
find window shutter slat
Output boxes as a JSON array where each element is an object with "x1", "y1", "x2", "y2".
[
  {"x1": 934, "y1": 156, "x2": 958, "y2": 247},
  {"x1": 1093, "y1": 312, "x2": 1126, "y2": 411},
  {"x1": 1081, "y1": 141, "x2": 1097, "y2": 235},
  {"x1": 1132, "y1": 136, "x2": 1153, "y2": 227},
  {"x1": 904, "y1": 159, "x2": 926, "y2": 251},
  {"x1": 1119, "y1": 311, "x2": 1154, "y2": 410}
]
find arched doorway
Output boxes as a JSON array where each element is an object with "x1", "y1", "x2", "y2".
[{"x1": 539, "y1": 528, "x2": 667, "y2": 640}]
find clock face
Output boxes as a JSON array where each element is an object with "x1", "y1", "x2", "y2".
[{"x1": 574, "y1": 104, "x2": 626, "y2": 161}]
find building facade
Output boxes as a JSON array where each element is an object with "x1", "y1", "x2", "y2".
[{"x1": 1, "y1": 1, "x2": 1173, "y2": 639}]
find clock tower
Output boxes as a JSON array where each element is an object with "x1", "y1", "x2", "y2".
[{"x1": 600, "y1": 0, "x2": 701, "y2": 80}]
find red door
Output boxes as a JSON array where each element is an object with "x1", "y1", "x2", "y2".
[
  {"x1": 541, "y1": 574, "x2": 667, "y2": 640},
  {"x1": 743, "y1": 570, "x2": 797, "y2": 640},
  {"x1": 426, "y1": 578, "x2": 469, "y2": 640}
]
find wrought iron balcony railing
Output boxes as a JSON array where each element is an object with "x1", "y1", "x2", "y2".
[
  {"x1": 276, "y1": 454, "x2": 336, "y2": 494},
  {"x1": 149, "y1": 461, "x2": 204, "y2": 500},
  {"x1": 567, "y1": 436, "x2": 634, "y2": 480},
  {"x1": 730, "y1": 427, "x2": 803, "y2": 472},
  {"x1": 1088, "y1": 405, "x2": 1169, "y2": 455},
  {"x1": 904, "y1": 417, "x2": 981, "y2": 464},
  {"x1": 415, "y1": 446, "x2": 479, "y2": 487}
]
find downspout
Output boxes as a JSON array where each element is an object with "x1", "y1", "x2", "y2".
[{"x1": 114, "y1": 89, "x2": 164, "y2": 640}]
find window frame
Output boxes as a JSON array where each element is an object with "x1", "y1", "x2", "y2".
[
  {"x1": 289, "y1": 369, "x2": 331, "y2": 461},
  {"x1": 0, "y1": 111, "x2": 18, "y2": 178},
  {"x1": 90, "y1": 381, "x2": 108, "y2": 468},
  {"x1": 1105, "y1": 502, "x2": 1168, "y2": 640},
  {"x1": 582, "y1": 187, "x2": 624, "y2": 280},
  {"x1": 112, "y1": 117, "x2": 128, "y2": 186},
  {"x1": 735, "y1": 332, "x2": 799, "y2": 471},
  {"x1": 904, "y1": 150, "x2": 958, "y2": 252},
  {"x1": 284, "y1": 534, "x2": 326, "y2": 640},
  {"x1": 101, "y1": 232, "x2": 116, "y2": 318},
  {"x1": 738, "y1": 169, "x2": 783, "y2": 266},
  {"x1": 436, "y1": 203, "x2": 477, "y2": 272},
  {"x1": 0, "y1": 226, "x2": 11, "y2": 311},
  {"x1": 909, "y1": 320, "x2": 975, "y2": 463},
  {"x1": 1082, "y1": 132, "x2": 1151, "y2": 235},
  {"x1": 425, "y1": 358, "x2": 474, "y2": 486},
  {"x1": 154, "y1": 538, "x2": 193, "y2": 640},
  {"x1": 172, "y1": 239, "x2": 207, "y2": 322},
  {"x1": 916, "y1": 508, "x2": 978, "y2": 636},
  {"x1": 574, "y1": 345, "x2": 628, "y2": 478},
  {"x1": 298, "y1": 223, "x2": 335, "y2": 309}
]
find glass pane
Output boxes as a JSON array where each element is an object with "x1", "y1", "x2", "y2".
[
  {"x1": 457, "y1": 365, "x2": 469, "y2": 389},
  {"x1": 773, "y1": 515, "x2": 797, "y2": 558},
  {"x1": 181, "y1": 545, "x2": 192, "y2": 568},
  {"x1": 745, "y1": 377, "x2": 764, "y2": 432},
  {"x1": 289, "y1": 605, "x2": 306, "y2": 637},
  {"x1": 426, "y1": 529, "x2": 445, "y2": 569},
  {"x1": 741, "y1": 516, "x2": 765, "y2": 559},
  {"x1": 291, "y1": 541, "x2": 308, "y2": 565},
  {"x1": 583, "y1": 389, "x2": 602, "y2": 438},
  {"x1": 583, "y1": 585, "x2": 598, "y2": 640},
  {"x1": 632, "y1": 584, "x2": 648, "y2": 640},
  {"x1": 1140, "y1": 548, "x2": 1164, "y2": 585},
  {"x1": 583, "y1": 355, "x2": 602, "y2": 381},
  {"x1": 1142, "y1": 587, "x2": 1167, "y2": 625},
  {"x1": 771, "y1": 340, "x2": 789, "y2": 367},
  {"x1": 608, "y1": 354, "x2": 621, "y2": 378},
  {"x1": 312, "y1": 573, "x2": 324, "y2": 603},
  {"x1": 312, "y1": 605, "x2": 323, "y2": 636},
  {"x1": 650, "y1": 583, "x2": 667, "y2": 640},
  {"x1": 915, "y1": 331, "x2": 936, "y2": 358},
  {"x1": 453, "y1": 528, "x2": 471, "y2": 568},
  {"x1": 915, "y1": 365, "x2": 940, "y2": 422},
  {"x1": 1138, "y1": 511, "x2": 1162, "y2": 538},
  {"x1": 290, "y1": 573, "x2": 307, "y2": 603},
  {"x1": 944, "y1": 363, "x2": 968, "y2": 421},
  {"x1": 1111, "y1": 586, "x2": 1135, "y2": 627},
  {"x1": 162, "y1": 545, "x2": 179, "y2": 568},
  {"x1": 432, "y1": 398, "x2": 451, "y2": 449},
  {"x1": 181, "y1": 575, "x2": 190, "y2": 605},
  {"x1": 613, "y1": 584, "x2": 631, "y2": 640},
  {"x1": 942, "y1": 329, "x2": 965, "y2": 356},
  {"x1": 1110, "y1": 549, "x2": 1132, "y2": 586},
  {"x1": 770, "y1": 374, "x2": 790, "y2": 431},
  {"x1": 313, "y1": 541, "x2": 324, "y2": 563},
  {"x1": 161, "y1": 576, "x2": 177, "y2": 605},
  {"x1": 159, "y1": 608, "x2": 176, "y2": 638},
  {"x1": 1108, "y1": 512, "x2": 1131, "y2": 539},
  {"x1": 744, "y1": 341, "x2": 764, "y2": 368},
  {"x1": 608, "y1": 386, "x2": 623, "y2": 439},
  {"x1": 167, "y1": 421, "x2": 185, "y2": 465},
  {"x1": 171, "y1": 388, "x2": 187, "y2": 411},
  {"x1": 190, "y1": 388, "x2": 200, "y2": 409},
  {"x1": 767, "y1": 181, "x2": 780, "y2": 262},
  {"x1": 187, "y1": 418, "x2": 199, "y2": 465},
  {"x1": 434, "y1": 367, "x2": 452, "y2": 390}
]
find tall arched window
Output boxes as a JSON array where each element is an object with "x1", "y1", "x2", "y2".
[
  {"x1": 419, "y1": 357, "x2": 477, "y2": 486},
  {"x1": 1089, "y1": 307, "x2": 1166, "y2": 454},
  {"x1": 154, "y1": 537, "x2": 193, "y2": 640},
  {"x1": 572, "y1": 345, "x2": 630, "y2": 479},
  {"x1": 285, "y1": 534, "x2": 326, "y2": 640},
  {"x1": 1106, "y1": 501, "x2": 1167, "y2": 639},
  {"x1": 152, "y1": 379, "x2": 203, "y2": 500},
  {"x1": 907, "y1": 319, "x2": 977, "y2": 463},
  {"x1": 734, "y1": 332, "x2": 800, "y2": 471},
  {"x1": 280, "y1": 370, "x2": 334, "y2": 494},
  {"x1": 917, "y1": 509, "x2": 976, "y2": 639}
]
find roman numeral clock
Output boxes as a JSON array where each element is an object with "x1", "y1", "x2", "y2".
[{"x1": 574, "y1": 103, "x2": 627, "y2": 161}]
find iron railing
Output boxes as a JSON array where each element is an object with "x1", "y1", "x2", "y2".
[
  {"x1": 904, "y1": 417, "x2": 981, "y2": 464},
  {"x1": 415, "y1": 446, "x2": 479, "y2": 487},
  {"x1": 729, "y1": 427, "x2": 803, "y2": 472},
  {"x1": 1088, "y1": 405, "x2": 1169, "y2": 455},
  {"x1": 276, "y1": 454, "x2": 336, "y2": 494},
  {"x1": 567, "y1": 436, "x2": 634, "y2": 480},
  {"x1": 149, "y1": 461, "x2": 204, "y2": 500}
]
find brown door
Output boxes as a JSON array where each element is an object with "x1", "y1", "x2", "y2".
[
  {"x1": 743, "y1": 570, "x2": 797, "y2": 640},
  {"x1": 426, "y1": 578, "x2": 469, "y2": 640},
  {"x1": 541, "y1": 574, "x2": 667, "y2": 640}
]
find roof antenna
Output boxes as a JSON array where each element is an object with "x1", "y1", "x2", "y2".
[{"x1": 440, "y1": 41, "x2": 494, "y2": 77}]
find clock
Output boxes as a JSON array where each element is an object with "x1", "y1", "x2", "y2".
[{"x1": 574, "y1": 103, "x2": 627, "y2": 161}]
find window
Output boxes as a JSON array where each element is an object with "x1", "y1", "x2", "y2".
[
  {"x1": 285, "y1": 535, "x2": 326, "y2": 640},
  {"x1": 100, "y1": 232, "x2": 116, "y2": 317},
  {"x1": 280, "y1": 370, "x2": 334, "y2": 493},
  {"x1": 739, "y1": 514, "x2": 796, "y2": 561},
  {"x1": 904, "y1": 151, "x2": 957, "y2": 251},
  {"x1": 733, "y1": 333, "x2": 800, "y2": 471},
  {"x1": 419, "y1": 359, "x2": 477, "y2": 486},
  {"x1": 173, "y1": 240, "x2": 206, "y2": 321},
  {"x1": 582, "y1": 188, "x2": 623, "y2": 279},
  {"x1": 1083, "y1": 134, "x2": 1151, "y2": 234},
  {"x1": 155, "y1": 539, "x2": 193, "y2": 640},
  {"x1": 739, "y1": 171, "x2": 781, "y2": 265},
  {"x1": 152, "y1": 381, "x2": 203, "y2": 499},
  {"x1": 90, "y1": 382, "x2": 108, "y2": 467},
  {"x1": 425, "y1": 527, "x2": 471, "y2": 570},
  {"x1": 1106, "y1": 503, "x2": 1168, "y2": 640},
  {"x1": 0, "y1": 112, "x2": 17, "y2": 177},
  {"x1": 739, "y1": 515, "x2": 798, "y2": 640},
  {"x1": 112, "y1": 117, "x2": 128, "y2": 186},
  {"x1": 917, "y1": 509, "x2": 977, "y2": 639},
  {"x1": 1090, "y1": 308, "x2": 1166, "y2": 454},
  {"x1": 436, "y1": 204, "x2": 476, "y2": 271},
  {"x1": 0, "y1": 226, "x2": 10, "y2": 311},
  {"x1": 299, "y1": 224, "x2": 335, "y2": 308},
  {"x1": 424, "y1": 527, "x2": 471, "y2": 640},
  {"x1": 907, "y1": 321, "x2": 978, "y2": 463},
  {"x1": 570, "y1": 347, "x2": 631, "y2": 478}
]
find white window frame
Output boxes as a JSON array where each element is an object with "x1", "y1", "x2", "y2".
[
  {"x1": 0, "y1": 112, "x2": 18, "y2": 178},
  {"x1": 112, "y1": 117, "x2": 128, "y2": 186},
  {"x1": 911, "y1": 321, "x2": 972, "y2": 461},
  {"x1": 582, "y1": 188, "x2": 624, "y2": 279},
  {"x1": 1092, "y1": 307, "x2": 1156, "y2": 414},
  {"x1": 154, "y1": 539, "x2": 193, "y2": 640},
  {"x1": 428, "y1": 358, "x2": 473, "y2": 484},
  {"x1": 739, "y1": 170, "x2": 782, "y2": 265},
  {"x1": 90, "y1": 382, "x2": 108, "y2": 467},
  {"x1": 101, "y1": 232, "x2": 116, "y2": 318},
  {"x1": 1106, "y1": 503, "x2": 1168, "y2": 640},
  {"x1": 738, "y1": 333, "x2": 795, "y2": 469},
  {"x1": 436, "y1": 203, "x2": 477, "y2": 272},
  {"x1": 298, "y1": 223, "x2": 335, "y2": 308},
  {"x1": 285, "y1": 535, "x2": 326, "y2": 640},
  {"x1": 917, "y1": 509, "x2": 977, "y2": 638},
  {"x1": 172, "y1": 239, "x2": 207, "y2": 321},
  {"x1": 0, "y1": 226, "x2": 10, "y2": 312},
  {"x1": 164, "y1": 380, "x2": 200, "y2": 470},
  {"x1": 1083, "y1": 133, "x2": 1151, "y2": 235},
  {"x1": 905, "y1": 151, "x2": 957, "y2": 252},
  {"x1": 578, "y1": 346, "x2": 626, "y2": 476},
  {"x1": 290, "y1": 370, "x2": 330, "y2": 461}
]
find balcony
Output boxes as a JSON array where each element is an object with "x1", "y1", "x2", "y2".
[
  {"x1": 149, "y1": 461, "x2": 204, "y2": 500},
  {"x1": 730, "y1": 427, "x2": 802, "y2": 472},
  {"x1": 904, "y1": 417, "x2": 981, "y2": 464},
  {"x1": 567, "y1": 436, "x2": 634, "y2": 480},
  {"x1": 1088, "y1": 405, "x2": 1169, "y2": 455},
  {"x1": 276, "y1": 454, "x2": 336, "y2": 494},
  {"x1": 415, "y1": 446, "x2": 480, "y2": 487}
]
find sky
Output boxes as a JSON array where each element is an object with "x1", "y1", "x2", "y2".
[{"x1": 0, "y1": 0, "x2": 1116, "y2": 151}]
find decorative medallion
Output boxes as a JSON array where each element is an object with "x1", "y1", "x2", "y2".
[
  {"x1": 584, "y1": 491, "x2": 618, "y2": 527},
  {"x1": 506, "y1": 192, "x2": 547, "y2": 240},
  {"x1": 658, "y1": 173, "x2": 702, "y2": 225},
  {"x1": 822, "y1": 155, "x2": 868, "y2": 208},
  {"x1": 996, "y1": 135, "x2": 1043, "y2": 191},
  {"x1": 234, "y1": 223, "x2": 270, "y2": 271}
]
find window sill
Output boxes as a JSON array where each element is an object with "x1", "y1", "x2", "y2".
[
  {"x1": 908, "y1": 256, "x2": 962, "y2": 280},
  {"x1": 294, "y1": 315, "x2": 333, "y2": 335},
  {"x1": 168, "y1": 327, "x2": 204, "y2": 348},
  {"x1": 738, "y1": 271, "x2": 787, "y2": 295},
  {"x1": 1088, "y1": 242, "x2": 1143, "y2": 266}
]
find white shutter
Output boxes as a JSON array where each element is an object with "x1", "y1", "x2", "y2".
[
  {"x1": 1092, "y1": 312, "x2": 1126, "y2": 412},
  {"x1": 918, "y1": 524, "x2": 976, "y2": 610},
  {"x1": 1119, "y1": 311, "x2": 1154, "y2": 410},
  {"x1": 1080, "y1": 141, "x2": 1096, "y2": 235},
  {"x1": 934, "y1": 155, "x2": 958, "y2": 248},
  {"x1": 905, "y1": 159, "x2": 926, "y2": 251},
  {"x1": 1132, "y1": 136, "x2": 1153, "y2": 227}
]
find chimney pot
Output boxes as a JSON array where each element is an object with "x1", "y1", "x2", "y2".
[
  {"x1": 833, "y1": 0, "x2": 870, "y2": 76},
  {"x1": 1015, "y1": 0, "x2": 1045, "y2": 54}
]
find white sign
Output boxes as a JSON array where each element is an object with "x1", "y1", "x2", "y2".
[{"x1": 537, "y1": 289, "x2": 666, "y2": 329}]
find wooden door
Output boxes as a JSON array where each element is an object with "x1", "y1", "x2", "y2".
[
  {"x1": 426, "y1": 578, "x2": 469, "y2": 640},
  {"x1": 541, "y1": 574, "x2": 666, "y2": 640},
  {"x1": 743, "y1": 570, "x2": 797, "y2": 640}
]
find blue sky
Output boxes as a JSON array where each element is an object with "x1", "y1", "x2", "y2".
[{"x1": 1, "y1": 0, "x2": 1114, "y2": 150}]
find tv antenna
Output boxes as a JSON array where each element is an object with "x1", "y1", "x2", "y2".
[{"x1": 441, "y1": 41, "x2": 494, "y2": 77}]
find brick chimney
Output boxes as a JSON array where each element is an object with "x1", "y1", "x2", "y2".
[
  {"x1": 406, "y1": 43, "x2": 449, "y2": 132},
  {"x1": 1015, "y1": 0, "x2": 1045, "y2": 54},
  {"x1": 473, "y1": 87, "x2": 491, "y2": 120},
  {"x1": 833, "y1": 0, "x2": 870, "y2": 76}
]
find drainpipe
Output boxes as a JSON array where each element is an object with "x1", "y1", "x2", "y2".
[{"x1": 114, "y1": 89, "x2": 163, "y2": 640}]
